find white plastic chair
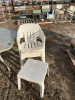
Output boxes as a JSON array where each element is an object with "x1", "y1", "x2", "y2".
[
  {"x1": 55, "y1": 4, "x2": 64, "y2": 19},
  {"x1": 56, "y1": 4, "x2": 63, "y2": 10},
  {"x1": 66, "y1": 6, "x2": 75, "y2": 20},
  {"x1": 17, "y1": 24, "x2": 45, "y2": 68}
]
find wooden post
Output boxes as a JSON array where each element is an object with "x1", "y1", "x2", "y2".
[
  {"x1": 3, "y1": 0, "x2": 7, "y2": 18},
  {"x1": 11, "y1": 0, "x2": 15, "y2": 14},
  {"x1": 69, "y1": 0, "x2": 72, "y2": 6},
  {"x1": 0, "y1": 4, "x2": 5, "y2": 21},
  {"x1": 41, "y1": 0, "x2": 42, "y2": 7},
  {"x1": 32, "y1": 0, "x2": 34, "y2": 8},
  {"x1": 51, "y1": 0, "x2": 52, "y2": 10}
]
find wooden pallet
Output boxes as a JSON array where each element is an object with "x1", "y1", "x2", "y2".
[
  {"x1": 54, "y1": 20, "x2": 72, "y2": 23},
  {"x1": 17, "y1": 19, "x2": 53, "y2": 25},
  {"x1": 66, "y1": 49, "x2": 75, "y2": 73}
]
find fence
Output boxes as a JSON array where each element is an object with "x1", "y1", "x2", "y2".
[{"x1": 0, "y1": 2, "x2": 11, "y2": 23}]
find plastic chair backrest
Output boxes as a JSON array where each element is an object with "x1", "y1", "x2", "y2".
[
  {"x1": 70, "y1": 6, "x2": 75, "y2": 12},
  {"x1": 56, "y1": 4, "x2": 63, "y2": 9},
  {"x1": 17, "y1": 24, "x2": 41, "y2": 43}
]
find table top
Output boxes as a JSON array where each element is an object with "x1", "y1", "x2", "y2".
[
  {"x1": 17, "y1": 59, "x2": 48, "y2": 84},
  {"x1": 0, "y1": 27, "x2": 17, "y2": 53}
]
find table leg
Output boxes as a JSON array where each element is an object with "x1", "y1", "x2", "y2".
[
  {"x1": 47, "y1": 66, "x2": 49, "y2": 76},
  {"x1": 0, "y1": 55, "x2": 11, "y2": 71},
  {"x1": 17, "y1": 76, "x2": 21, "y2": 90},
  {"x1": 40, "y1": 82, "x2": 44, "y2": 98}
]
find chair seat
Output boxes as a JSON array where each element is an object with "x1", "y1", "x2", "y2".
[
  {"x1": 55, "y1": 9, "x2": 64, "y2": 14},
  {"x1": 21, "y1": 41, "x2": 43, "y2": 53},
  {"x1": 17, "y1": 59, "x2": 48, "y2": 84},
  {"x1": 67, "y1": 12, "x2": 74, "y2": 16},
  {"x1": 59, "y1": 10, "x2": 64, "y2": 14}
]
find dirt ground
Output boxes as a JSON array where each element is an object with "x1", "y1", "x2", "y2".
[{"x1": 0, "y1": 19, "x2": 75, "y2": 100}]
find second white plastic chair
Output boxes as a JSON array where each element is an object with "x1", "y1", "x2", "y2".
[{"x1": 55, "y1": 4, "x2": 64, "y2": 19}]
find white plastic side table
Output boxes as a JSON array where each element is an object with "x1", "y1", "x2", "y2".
[{"x1": 17, "y1": 59, "x2": 49, "y2": 98}]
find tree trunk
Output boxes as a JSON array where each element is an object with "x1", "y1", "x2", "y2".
[
  {"x1": 3, "y1": 0, "x2": 7, "y2": 18},
  {"x1": 69, "y1": 0, "x2": 72, "y2": 6},
  {"x1": 11, "y1": 0, "x2": 15, "y2": 14}
]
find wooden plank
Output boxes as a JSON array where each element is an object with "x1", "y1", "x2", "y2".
[
  {"x1": 54, "y1": 20, "x2": 72, "y2": 23},
  {"x1": 37, "y1": 21, "x2": 53, "y2": 24},
  {"x1": 17, "y1": 20, "x2": 53, "y2": 25},
  {"x1": 66, "y1": 49, "x2": 75, "y2": 66}
]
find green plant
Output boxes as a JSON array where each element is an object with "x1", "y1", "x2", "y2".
[{"x1": 11, "y1": 16, "x2": 19, "y2": 20}]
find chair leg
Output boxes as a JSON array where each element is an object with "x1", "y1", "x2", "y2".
[
  {"x1": 65, "y1": 14, "x2": 67, "y2": 20},
  {"x1": 20, "y1": 55, "x2": 24, "y2": 68},
  {"x1": 17, "y1": 76, "x2": 21, "y2": 90},
  {"x1": 40, "y1": 83, "x2": 44, "y2": 98},
  {"x1": 62, "y1": 13, "x2": 64, "y2": 19},
  {"x1": 41, "y1": 50, "x2": 45, "y2": 62},
  {"x1": 19, "y1": 51, "x2": 24, "y2": 68},
  {"x1": 21, "y1": 59, "x2": 24, "y2": 68},
  {"x1": 57, "y1": 14, "x2": 59, "y2": 20},
  {"x1": 47, "y1": 66, "x2": 49, "y2": 76}
]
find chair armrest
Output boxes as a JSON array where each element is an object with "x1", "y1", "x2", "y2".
[
  {"x1": 55, "y1": 8, "x2": 59, "y2": 11},
  {"x1": 17, "y1": 29, "x2": 21, "y2": 51},
  {"x1": 39, "y1": 29, "x2": 45, "y2": 47},
  {"x1": 17, "y1": 38, "x2": 21, "y2": 50}
]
